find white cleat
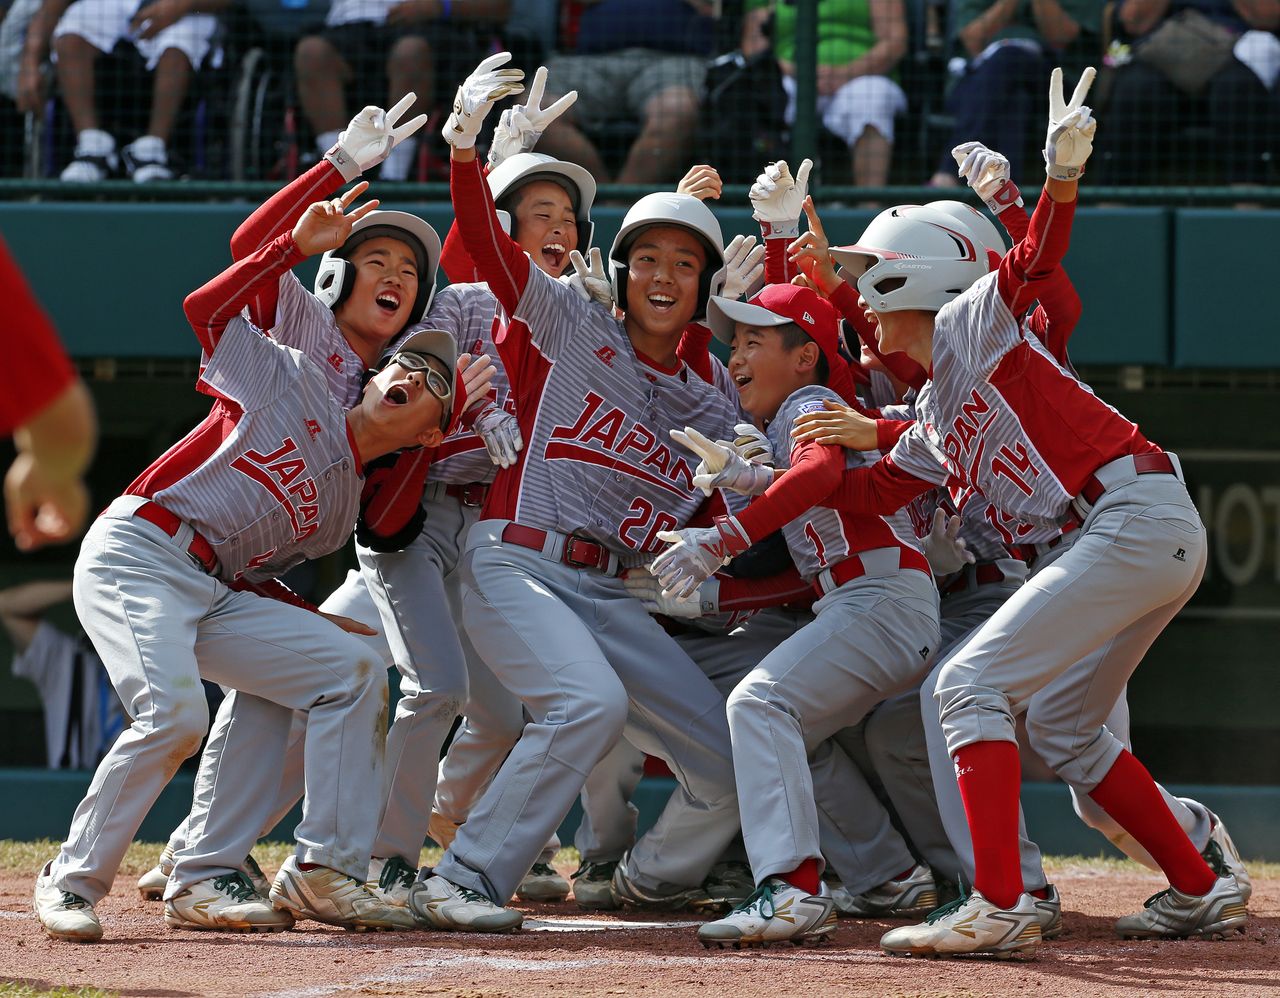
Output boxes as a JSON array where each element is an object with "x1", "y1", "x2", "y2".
[
  {"x1": 834, "y1": 863, "x2": 940, "y2": 919},
  {"x1": 1205, "y1": 811, "x2": 1251, "y2": 904},
  {"x1": 880, "y1": 890, "x2": 1041, "y2": 959},
  {"x1": 164, "y1": 872, "x2": 294, "y2": 932},
  {"x1": 34, "y1": 861, "x2": 102, "y2": 943},
  {"x1": 516, "y1": 861, "x2": 570, "y2": 902},
  {"x1": 367, "y1": 855, "x2": 418, "y2": 908},
  {"x1": 1032, "y1": 884, "x2": 1063, "y2": 940},
  {"x1": 269, "y1": 855, "x2": 417, "y2": 931},
  {"x1": 137, "y1": 843, "x2": 176, "y2": 901},
  {"x1": 407, "y1": 873, "x2": 523, "y2": 933},
  {"x1": 697, "y1": 878, "x2": 836, "y2": 949},
  {"x1": 1114, "y1": 875, "x2": 1248, "y2": 940}
]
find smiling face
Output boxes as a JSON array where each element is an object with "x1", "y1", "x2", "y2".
[
  {"x1": 623, "y1": 225, "x2": 706, "y2": 340},
  {"x1": 511, "y1": 180, "x2": 579, "y2": 277},
  {"x1": 335, "y1": 235, "x2": 422, "y2": 356},
  {"x1": 728, "y1": 322, "x2": 820, "y2": 421},
  {"x1": 359, "y1": 354, "x2": 448, "y2": 450}
]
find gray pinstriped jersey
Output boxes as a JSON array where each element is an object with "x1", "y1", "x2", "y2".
[
  {"x1": 271, "y1": 272, "x2": 369, "y2": 407},
  {"x1": 150, "y1": 319, "x2": 362, "y2": 583}
]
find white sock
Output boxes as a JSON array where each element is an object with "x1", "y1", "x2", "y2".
[
  {"x1": 316, "y1": 130, "x2": 340, "y2": 155},
  {"x1": 378, "y1": 138, "x2": 416, "y2": 181},
  {"x1": 75, "y1": 128, "x2": 116, "y2": 157}
]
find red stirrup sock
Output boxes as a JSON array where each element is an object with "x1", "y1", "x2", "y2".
[
  {"x1": 954, "y1": 740, "x2": 1024, "y2": 910},
  {"x1": 1088, "y1": 750, "x2": 1216, "y2": 897},
  {"x1": 779, "y1": 858, "x2": 821, "y2": 896}
]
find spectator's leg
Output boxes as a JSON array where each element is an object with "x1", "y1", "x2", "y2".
[
  {"x1": 1095, "y1": 61, "x2": 1177, "y2": 185},
  {"x1": 52, "y1": 33, "x2": 100, "y2": 136},
  {"x1": 145, "y1": 48, "x2": 192, "y2": 147},
  {"x1": 295, "y1": 34, "x2": 351, "y2": 154},
  {"x1": 1205, "y1": 58, "x2": 1274, "y2": 184},
  {"x1": 382, "y1": 34, "x2": 433, "y2": 180},
  {"x1": 822, "y1": 76, "x2": 908, "y2": 188},
  {"x1": 538, "y1": 111, "x2": 612, "y2": 184},
  {"x1": 618, "y1": 85, "x2": 699, "y2": 185}
]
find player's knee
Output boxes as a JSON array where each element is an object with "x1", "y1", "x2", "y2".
[
  {"x1": 151, "y1": 692, "x2": 210, "y2": 759},
  {"x1": 642, "y1": 88, "x2": 699, "y2": 130},
  {"x1": 555, "y1": 681, "x2": 628, "y2": 742},
  {"x1": 726, "y1": 675, "x2": 791, "y2": 721}
]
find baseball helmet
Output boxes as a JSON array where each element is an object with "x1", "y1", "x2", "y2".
[
  {"x1": 924, "y1": 200, "x2": 1006, "y2": 270},
  {"x1": 828, "y1": 203, "x2": 988, "y2": 314},
  {"x1": 488, "y1": 152, "x2": 596, "y2": 251},
  {"x1": 608, "y1": 192, "x2": 727, "y2": 321},
  {"x1": 314, "y1": 210, "x2": 442, "y2": 330}
]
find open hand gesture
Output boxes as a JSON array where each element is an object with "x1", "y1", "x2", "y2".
[{"x1": 292, "y1": 182, "x2": 380, "y2": 257}]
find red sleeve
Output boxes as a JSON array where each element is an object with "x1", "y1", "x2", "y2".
[
  {"x1": 677, "y1": 322, "x2": 715, "y2": 384},
  {"x1": 735, "y1": 440, "x2": 844, "y2": 542},
  {"x1": 450, "y1": 155, "x2": 531, "y2": 317},
  {"x1": 822, "y1": 453, "x2": 935, "y2": 515},
  {"x1": 440, "y1": 222, "x2": 482, "y2": 284},
  {"x1": 829, "y1": 281, "x2": 928, "y2": 392},
  {"x1": 229, "y1": 160, "x2": 345, "y2": 328},
  {"x1": 1024, "y1": 273, "x2": 1082, "y2": 367},
  {"x1": 228, "y1": 577, "x2": 319, "y2": 613},
  {"x1": 184, "y1": 233, "x2": 307, "y2": 355},
  {"x1": 876, "y1": 418, "x2": 914, "y2": 451},
  {"x1": 762, "y1": 228, "x2": 798, "y2": 286},
  {"x1": 0, "y1": 236, "x2": 77, "y2": 436},
  {"x1": 717, "y1": 563, "x2": 815, "y2": 611},
  {"x1": 997, "y1": 188, "x2": 1077, "y2": 319},
  {"x1": 996, "y1": 198, "x2": 1030, "y2": 247}
]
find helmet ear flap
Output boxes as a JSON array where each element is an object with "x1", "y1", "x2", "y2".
[{"x1": 314, "y1": 255, "x2": 357, "y2": 311}]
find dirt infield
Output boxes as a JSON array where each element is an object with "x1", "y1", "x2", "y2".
[{"x1": 3, "y1": 853, "x2": 1276, "y2": 998}]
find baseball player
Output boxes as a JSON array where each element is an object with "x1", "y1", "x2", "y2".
[
  {"x1": 646, "y1": 282, "x2": 939, "y2": 948},
  {"x1": 33, "y1": 177, "x2": 483, "y2": 941},
  {"x1": 796, "y1": 68, "x2": 1247, "y2": 957},
  {"x1": 400, "y1": 53, "x2": 746, "y2": 934}
]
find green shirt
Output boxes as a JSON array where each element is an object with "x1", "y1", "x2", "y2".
[{"x1": 748, "y1": 0, "x2": 876, "y2": 66}]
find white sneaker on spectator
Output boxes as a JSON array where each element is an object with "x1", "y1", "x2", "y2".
[
  {"x1": 60, "y1": 129, "x2": 117, "y2": 182},
  {"x1": 123, "y1": 135, "x2": 173, "y2": 182}
]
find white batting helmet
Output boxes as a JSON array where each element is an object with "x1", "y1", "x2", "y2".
[
  {"x1": 608, "y1": 192, "x2": 726, "y2": 320},
  {"x1": 314, "y1": 210, "x2": 442, "y2": 330},
  {"x1": 829, "y1": 204, "x2": 989, "y2": 314},
  {"x1": 488, "y1": 152, "x2": 596, "y2": 251},
  {"x1": 924, "y1": 200, "x2": 1006, "y2": 269}
]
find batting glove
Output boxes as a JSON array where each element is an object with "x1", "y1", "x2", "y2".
[
  {"x1": 732, "y1": 422, "x2": 774, "y2": 465},
  {"x1": 558, "y1": 247, "x2": 614, "y2": 310},
  {"x1": 1044, "y1": 66, "x2": 1097, "y2": 181},
  {"x1": 652, "y1": 515, "x2": 751, "y2": 598},
  {"x1": 671, "y1": 427, "x2": 773, "y2": 497},
  {"x1": 487, "y1": 65, "x2": 578, "y2": 170},
  {"x1": 952, "y1": 141, "x2": 1023, "y2": 216},
  {"x1": 325, "y1": 94, "x2": 428, "y2": 183},
  {"x1": 750, "y1": 158, "x2": 813, "y2": 238},
  {"x1": 921, "y1": 508, "x2": 976, "y2": 577},
  {"x1": 473, "y1": 404, "x2": 523, "y2": 469},
  {"x1": 443, "y1": 52, "x2": 525, "y2": 151},
  {"x1": 623, "y1": 565, "x2": 719, "y2": 618},
  {"x1": 719, "y1": 234, "x2": 766, "y2": 301}
]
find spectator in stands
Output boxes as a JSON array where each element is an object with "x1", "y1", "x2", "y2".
[
  {"x1": 741, "y1": 0, "x2": 909, "y2": 187},
  {"x1": 927, "y1": 0, "x2": 1103, "y2": 187},
  {"x1": 534, "y1": 0, "x2": 719, "y2": 185},
  {"x1": 21, "y1": 0, "x2": 230, "y2": 181},
  {"x1": 1, "y1": 0, "x2": 42, "y2": 174},
  {"x1": 1097, "y1": 0, "x2": 1280, "y2": 185},
  {"x1": 294, "y1": 0, "x2": 510, "y2": 181}
]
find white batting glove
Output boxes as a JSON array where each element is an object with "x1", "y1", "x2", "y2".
[
  {"x1": 732, "y1": 422, "x2": 773, "y2": 465},
  {"x1": 487, "y1": 66, "x2": 578, "y2": 170},
  {"x1": 922, "y1": 509, "x2": 976, "y2": 577},
  {"x1": 623, "y1": 566, "x2": 719, "y2": 618},
  {"x1": 719, "y1": 234, "x2": 766, "y2": 301},
  {"x1": 952, "y1": 141, "x2": 1023, "y2": 216},
  {"x1": 443, "y1": 52, "x2": 525, "y2": 151},
  {"x1": 325, "y1": 93, "x2": 429, "y2": 182},
  {"x1": 558, "y1": 247, "x2": 614, "y2": 309},
  {"x1": 1044, "y1": 66, "x2": 1097, "y2": 181},
  {"x1": 671, "y1": 427, "x2": 773, "y2": 497},
  {"x1": 473, "y1": 405, "x2": 523, "y2": 468},
  {"x1": 652, "y1": 516, "x2": 750, "y2": 599},
  {"x1": 750, "y1": 158, "x2": 813, "y2": 238}
]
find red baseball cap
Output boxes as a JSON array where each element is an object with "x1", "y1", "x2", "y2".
[{"x1": 706, "y1": 284, "x2": 858, "y2": 405}]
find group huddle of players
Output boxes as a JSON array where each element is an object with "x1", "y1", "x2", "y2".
[{"x1": 32, "y1": 54, "x2": 1251, "y2": 960}]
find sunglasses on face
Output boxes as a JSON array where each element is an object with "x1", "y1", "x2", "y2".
[{"x1": 390, "y1": 351, "x2": 453, "y2": 404}]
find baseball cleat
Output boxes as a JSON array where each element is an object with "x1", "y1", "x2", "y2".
[
  {"x1": 694, "y1": 860, "x2": 756, "y2": 913},
  {"x1": 833, "y1": 863, "x2": 940, "y2": 919},
  {"x1": 137, "y1": 843, "x2": 176, "y2": 901},
  {"x1": 1032, "y1": 884, "x2": 1063, "y2": 940},
  {"x1": 367, "y1": 855, "x2": 418, "y2": 908},
  {"x1": 407, "y1": 873, "x2": 523, "y2": 932},
  {"x1": 269, "y1": 856, "x2": 417, "y2": 931},
  {"x1": 242, "y1": 853, "x2": 271, "y2": 899},
  {"x1": 34, "y1": 861, "x2": 102, "y2": 943},
  {"x1": 164, "y1": 872, "x2": 294, "y2": 932},
  {"x1": 1114, "y1": 875, "x2": 1247, "y2": 940},
  {"x1": 698, "y1": 879, "x2": 836, "y2": 949},
  {"x1": 428, "y1": 810, "x2": 462, "y2": 850},
  {"x1": 516, "y1": 861, "x2": 570, "y2": 902},
  {"x1": 1205, "y1": 811, "x2": 1251, "y2": 903},
  {"x1": 611, "y1": 856, "x2": 711, "y2": 911},
  {"x1": 571, "y1": 860, "x2": 620, "y2": 910},
  {"x1": 880, "y1": 890, "x2": 1042, "y2": 959}
]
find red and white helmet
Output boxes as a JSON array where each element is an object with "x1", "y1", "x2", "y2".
[
  {"x1": 829, "y1": 203, "x2": 990, "y2": 314},
  {"x1": 608, "y1": 192, "x2": 727, "y2": 320},
  {"x1": 487, "y1": 152, "x2": 596, "y2": 251},
  {"x1": 924, "y1": 200, "x2": 1006, "y2": 269}
]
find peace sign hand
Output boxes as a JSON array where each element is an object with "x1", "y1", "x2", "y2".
[
  {"x1": 487, "y1": 65, "x2": 579, "y2": 169},
  {"x1": 326, "y1": 93, "x2": 429, "y2": 182},
  {"x1": 292, "y1": 182, "x2": 381, "y2": 257},
  {"x1": 1044, "y1": 66, "x2": 1098, "y2": 181}
]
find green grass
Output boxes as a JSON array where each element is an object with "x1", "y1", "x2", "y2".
[{"x1": 0, "y1": 984, "x2": 116, "y2": 998}]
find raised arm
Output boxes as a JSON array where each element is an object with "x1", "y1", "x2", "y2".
[{"x1": 749, "y1": 159, "x2": 813, "y2": 285}]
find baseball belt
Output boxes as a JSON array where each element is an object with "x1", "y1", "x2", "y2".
[{"x1": 133, "y1": 501, "x2": 217, "y2": 574}]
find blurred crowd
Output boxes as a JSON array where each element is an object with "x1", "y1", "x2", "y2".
[{"x1": 0, "y1": 0, "x2": 1277, "y2": 186}]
